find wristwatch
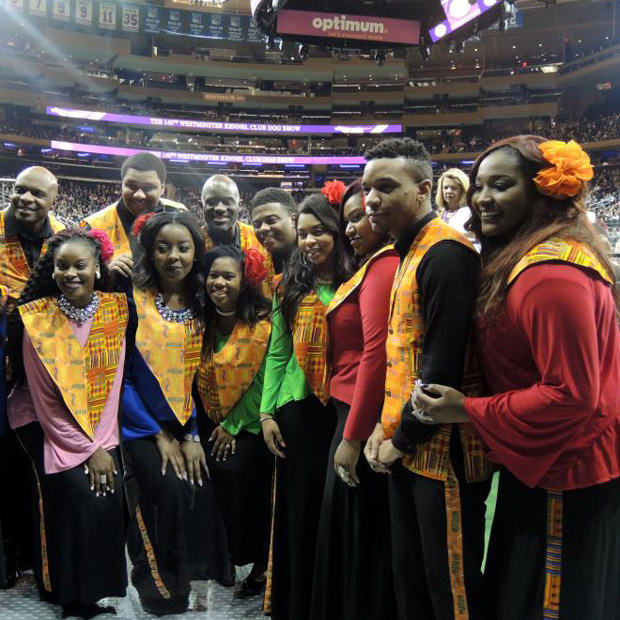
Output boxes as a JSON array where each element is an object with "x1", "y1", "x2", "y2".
[{"x1": 182, "y1": 434, "x2": 201, "y2": 443}]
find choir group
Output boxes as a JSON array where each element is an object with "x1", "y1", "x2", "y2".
[{"x1": 0, "y1": 135, "x2": 618, "y2": 620}]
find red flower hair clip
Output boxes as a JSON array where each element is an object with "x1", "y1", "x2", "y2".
[
  {"x1": 244, "y1": 248, "x2": 268, "y2": 288},
  {"x1": 87, "y1": 229, "x2": 115, "y2": 262},
  {"x1": 131, "y1": 212, "x2": 156, "y2": 238},
  {"x1": 321, "y1": 180, "x2": 346, "y2": 208}
]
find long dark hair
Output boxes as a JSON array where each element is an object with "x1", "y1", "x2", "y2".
[
  {"x1": 338, "y1": 179, "x2": 364, "y2": 277},
  {"x1": 202, "y1": 245, "x2": 271, "y2": 354},
  {"x1": 8, "y1": 229, "x2": 114, "y2": 386},
  {"x1": 133, "y1": 210, "x2": 206, "y2": 320},
  {"x1": 279, "y1": 193, "x2": 346, "y2": 330},
  {"x1": 465, "y1": 135, "x2": 615, "y2": 317}
]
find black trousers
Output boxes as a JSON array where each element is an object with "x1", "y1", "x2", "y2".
[
  {"x1": 201, "y1": 419, "x2": 273, "y2": 568},
  {"x1": 270, "y1": 395, "x2": 336, "y2": 620},
  {"x1": 122, "y1": 436, "x2": 230, "y2": 607},
  {"x1": 389, "y1": 434, "x2": 490, "y2": 620},
  {"x1": 0, "y1": 428, "x2": 33, "y2": 581},
  {"x1": 310, "y1": 398, "x2": 396, "y2": 620},
  {"x1": 16, "y1": 422, "x2": 127, "y2": 606},
  {"x1": 486, "y1": 471, "x2": 620, "y2": 620}
]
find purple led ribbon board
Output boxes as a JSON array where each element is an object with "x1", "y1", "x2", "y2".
[
  {"x1": 50, "y1": 141, "x2": 367, "y2": 164},
  {"x1": 46, "y1": 107, "x2": 401, "y2": 135},
  {"x1": 430, "y1": 0, "x2": 499, "y2": 43}
]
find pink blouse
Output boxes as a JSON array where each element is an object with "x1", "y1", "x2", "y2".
[{"x1": 7, "y1": 317, "x2": 126, "y2": 474}]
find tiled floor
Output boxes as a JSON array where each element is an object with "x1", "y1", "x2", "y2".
[{"x1": 0, "y1": 566, "x2": 265, "y2": 620}]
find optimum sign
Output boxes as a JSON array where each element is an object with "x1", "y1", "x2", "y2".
[{"x1": 277, "y1": 10, "x2": 420, "y2": 45}]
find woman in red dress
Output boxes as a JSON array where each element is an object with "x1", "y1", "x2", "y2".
[{"x1": 415, "y1": 136, "x2": 619, "y2": 620}]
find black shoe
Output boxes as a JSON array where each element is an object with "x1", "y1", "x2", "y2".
[
  {"x1": 0, "y1": 566, "x2": 20, "y2": 590},
  {"x1": 139, "y1": 595, "x2": 189, "y2": 617},
  {"x1": 217, "y1": 562, "x2": 236, "y2": 588},
  {"x1": 61, "y1": 603, "x2": 117, "y2": 619},
  {"x1": 236, "y1": 576, "x2": 266, "y2": 599}
]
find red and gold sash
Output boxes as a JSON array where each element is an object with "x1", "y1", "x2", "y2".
[
  {"x1": 196, "y1": 319, "x2": 271, "y2": 423},
  {"x1": 326, "y1": 245, "x2": 396, "y2": 316},
  {"x1": 0, "y1": 209, "x2": 65, "y2": 301},
  {"x1": 203, "y1": 222, "x2": 275, "y2": 297},
  {"x1": 382, "y1": 218, "x2": 491, "y2": 483},
  {"x1": 82, "y1": 204, "x2": 130, "y2": 259},
  {"x1": 508, "y1": 236, "x2": 614, "y2": 286},
  {"x1": 20, "y1": 293, "x2": 128, "y2": 439},
  {"x1": 133, "y1": 288, "x2": 203, "y2": 425}
]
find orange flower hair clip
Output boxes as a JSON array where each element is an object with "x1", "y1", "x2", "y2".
[
  {"x1": 533, "y1": 140, "x2": 594, "y2": 200},
  {"x1": 321, "y1": 180, "x2": 346, "y2": 208}
]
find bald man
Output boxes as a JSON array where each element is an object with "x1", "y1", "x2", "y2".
[
  {"x1": 201, "y1": 175, "x2": 274, "y2": 288},
  {"x1": 0, "y1": 166, "x2": 65, "y2": 302}
]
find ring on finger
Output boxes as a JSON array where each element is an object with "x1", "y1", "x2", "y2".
[{"x1": 100, "y1": 474, "x2": 107, "y2": 484}]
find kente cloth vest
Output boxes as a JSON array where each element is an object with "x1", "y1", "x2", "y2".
[
  {"x1": 203, "y1": 222, "x2": 275, "y2": 295},
  {"x1": 274, "y1": 274, "x2": 331, "y2": 405},
  {"x1": 133, "y1": 288, "x2": 203, "y2": 426},
  {"x1": 20, "y1": 293, "x2": 128, "y2": 440},
  {"x1": 382, "y1": 218, "x2": 491, "y2": 483},
  {"x1": 82, "y1": 204, "x2": 131, "y2": 259},
  {"x1": 0, "y1": 285, "x2": 7, "y2": 308},
  {"x1": 81, "y1": 199, "x2": 186, "y2": 260},
  {"x1": 0, "y1": 210, "x2": 65, "y2": 300},
  {"x1": 508, "y1": 236, "x2": 614, "y2": 286},
  {"x1": 196, "y1": 319, "x2": 271, "y2": 423},
  {"x1": 326, "y1": 245, "x2": 395, "y2": 316}
]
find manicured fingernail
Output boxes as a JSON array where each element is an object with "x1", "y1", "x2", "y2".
[{"x1": 91, "y1": 486, "x2": 94, "y2": 491}]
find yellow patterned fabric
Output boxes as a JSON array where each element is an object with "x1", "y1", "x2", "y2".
[
  {"x1": 0, "y1": 209, "x2": 65, "y2": 300},
  {"x1": 81, "y1": 204, "x2": 130, "y2": 259},
  {"x1": 382, "y1": 218, "x2": 491, "y2": 483},
  {"x1": 508, "y1": 236, "x2": 614, "y2": 286},
  {"x1": 133, "y1": 288, "x2": 203, "y2": 425},
  {"x1": 0, "y1": 284, "x2": 7, "y2": 308},
  {"x1": 292, "y1": 290, "x2": 330, "y2": 405},
  {"x1": 203, "y1": 222, "x2": 275, "y2": 297},
  {"x1": 20, "y1": 293, "x2": 128, "y2": 439},
  {"x1": 326, "y1": 245, "x2": 395, "y2": 316},
  {"x1": 196, "y1": 320, "x2": 271, "y2": 423}
]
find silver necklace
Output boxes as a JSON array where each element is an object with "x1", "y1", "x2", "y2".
[
  {"x1": 57, "y1": 292, "x2": 99, "y2": 326},
  {"x1": 215, "y1": 307, "x2": 236, "y2": 317},
  {"x1": 155, "y1": 293, "x2": 196, "y2": 324}
]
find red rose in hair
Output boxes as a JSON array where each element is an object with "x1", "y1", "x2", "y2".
[
  {"x1": 87, "y1": 229, "x2": 115, "y2": 262},
  {"x1": 321, "y1": 180, "x2": 346, "y2": 207},
  {"x1": 244, "y1": 248, "x2": 268, "y2": 288},
  {"x1": 131, "y1": 212, "x2": 156, "y2": 238}
]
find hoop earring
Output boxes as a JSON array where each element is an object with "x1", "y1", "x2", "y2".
[{"x1": 95, "y1": 271, "x2": 101, "y2": 280}]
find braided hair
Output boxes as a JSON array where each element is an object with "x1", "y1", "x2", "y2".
[{"x1": 8, "y1": 228, "x2": 113, "y2": 387}]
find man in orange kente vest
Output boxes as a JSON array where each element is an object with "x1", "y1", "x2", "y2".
[
  {"x1": 81, "y1": 152, "x2": 186, "y2": 277},
  {"x1": 362, "y1": 138, "x2": 492, "y2": 620},
  {"x1": 0, "y1": 166, "x2": 64, "y2": 588},
  {"x1": 201, "y1": 175, "x2": 274, "y2": 290}
]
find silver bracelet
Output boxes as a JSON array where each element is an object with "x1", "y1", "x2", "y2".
[
  {"x1": 182, "y1": 434, "x2": 201, "y2": 443},
  {"x1": 259, "y1": 416, "x2": 273, "y2": 424}
]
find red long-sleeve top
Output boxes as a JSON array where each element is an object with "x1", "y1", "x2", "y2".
[
  {"x1": 328, "y1": 251, "x2": 399, "y2": 442},
  {"x1": 464, "y1": 263, "x2": 620, "y2": 491}
]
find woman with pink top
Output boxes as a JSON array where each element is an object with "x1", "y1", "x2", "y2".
[{"x1": 7, "y1": 229, "x2": 128, "y2": 619}]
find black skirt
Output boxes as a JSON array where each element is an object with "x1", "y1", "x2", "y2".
[
  {"x1": 200, "y1": 417, "x2": 273, "y2": 568},
  {"x1": 486, "y1": 470, "x2": 620, "y2": 620},
  {"x1": 310, "y1": 399, "x2": 396, "y2": 620},
  {"x1": 16, "y1": 422, "x2": 127, "y2": 607},
  {"x1": 269, "y1": 395, "x2": 336, "y2": 620},
  {"x1": 122, "y1": 432, "x2": 230, "y2": 609}
]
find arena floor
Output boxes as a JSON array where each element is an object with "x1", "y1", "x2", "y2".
[{"x1": 0, "y1": 564, "x2": 264, "y2": 620}]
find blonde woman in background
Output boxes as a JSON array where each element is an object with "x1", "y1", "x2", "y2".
[{"x1": 436, "y1": 167, "x2": 471, "y2": 236}]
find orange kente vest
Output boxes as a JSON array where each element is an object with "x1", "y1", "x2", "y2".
[
  {"x1": 82, "y1": 199, "x2": 186, "y2": 260},
  {"x1": 0, "y1": 285, "x2": 8, "y2": 309},
  {"x1": 507, "y1": 236, "x2": 614, "y2": 286},
  {"x1": 274, "y1": 274, "x2": 331, "y2": 405},
  {"x1": 0, "y1": 209, "x2": 65, "y2": 301},
  {"x1": 133, "y1": 288, "x2": 203, "y2": 425},
  {"x1": 20, "y1": 293, "x2": 128, "y2": 439},
  {"x1": 203, "y1": 222, "x2": 275, "y2": 297},
  {"x1": 326, "y1": 245, "x2": 396, "y2": 316},
  {"x1": 382, "y1": 218, "x2": 491, "y2": 483},
  {"x1": 196, "y1": 319, "x2": 271, "y2": 423}
]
